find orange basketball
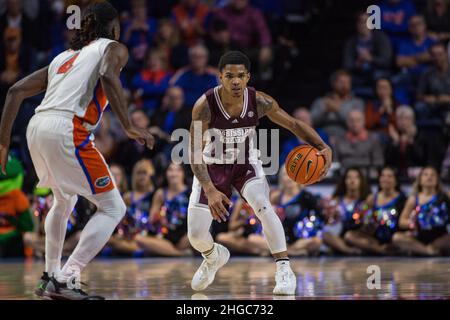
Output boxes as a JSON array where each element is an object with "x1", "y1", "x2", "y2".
[{"x1": 285, "y1": 145, "x2": 325, "y2": 185}]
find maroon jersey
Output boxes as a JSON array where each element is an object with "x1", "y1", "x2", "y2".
[
  {"x1": 203, "y1": 86, "x2": 259, "y2": 165},
  {"x1": 193, "y1": 86, "x2": 263, "y2": 206}
]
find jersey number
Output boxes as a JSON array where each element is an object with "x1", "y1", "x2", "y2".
[{"x1": 57, "y1": 52, "x2": 80, "y2": 74}]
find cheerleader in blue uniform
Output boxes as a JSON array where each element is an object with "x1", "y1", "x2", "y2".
[
  {"x1": 322, "y1": 167, "x2": 371, "y2": 255},
  {"x1": 393, "y1": 167, "x2": 450, "y2": 256},
  {"x1": 345, "y1": 167, "x2": 406, "y2": 255},
  {"x1": 271, "y1": 167, "x2": 323, "y2": 256},
  {"x1": 216, "y1": 196, "x2": 270, "y2": 256},
  {"x1": 136, "y1": 163, "x2": 192, "y2": 256},
  {"x1": 109, "y1": 159, "x2": 156, "y2": 255}
]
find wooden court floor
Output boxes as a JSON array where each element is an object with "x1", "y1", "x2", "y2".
[{"x1": 0, "y1": 257, "x2": 449, "y2": 300}]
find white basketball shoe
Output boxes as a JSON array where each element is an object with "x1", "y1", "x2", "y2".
[
  {"x1": 191, "y1": 243, "x2": 230, "y2": 291},
  {"x1": 273, "y1": 261, "x2": 297, "y2": 295}
]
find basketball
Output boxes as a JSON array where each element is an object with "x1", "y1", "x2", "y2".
[{"x1": 285, "y1": 145, "x2": 325, "y2": 185}]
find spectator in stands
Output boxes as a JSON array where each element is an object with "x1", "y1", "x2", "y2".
[
  {"x1": 151, "y1": 86, "x2": 191, "y2": 136},
  {"x1": 206, "y1": 18, "x2": 239, "y2": 68},
  {"x1": 311, "y1": 69, "x2": 364, "y2": 143},
  {"x1": 416, "y1": 42, "x2": 450, "y2": 128},
  {"x1": 380, "y1": 0, "x2": 416, "y2": 44},
  {"x1": 386, "y1": 105, "x2": 448, "y2": 178},
  {"x1": 153, "y1": 19, "x2": 189, "y2": 70},
  {"x1": 0, "y1": 27, "x2": 31, "y2": 105},
  {"x1": 280, "y1": 107, "x2": 329, "y2": 165},
  {"x1": 322, "y1": 167, "x2": 370, "y2": 255},
  {"x1": 216, "y1": 197, "x2": 270, "y2": 256},
  {"x1": 109, "y1": 159, "x2": 156, "y2": 256},
  {"x1": 170, "y1": 44, "x2": 219, "y2": 108},
  {"x1": 122, "y1": 0, "x2": 158, "y2": 65},
  {"x1": 345, "y1": 166, "x2": 407, "y2": 255},
  {"x1": 365, "y1": 78, "x2": 398, "y2": 141},
  {"x1": 334, "y1": 109, "x2": 385, "y2": 178},
  {"x1": 214, "y1": 0, "x2": 273, "y2": 81},
  {"x1": 131, "y1": 49, "x2": 172, "y2": 116},
  {"x1": 0, "y1": 156, "x2": 34, "y2": 258},
  {"x1": 110, "y1": 163, "x2": 129, "y2": 195},
  {"x1": 139, "y1": 163, "x2": 191, "y2": 256},
  {"x1": 0, "y1": 0, "x2": 40, "y2": 50},
  {"x1": 393, "y1": 15, "x2": 435, "y2": 104},
  {"x1": 343, "y1": 12, "x2": 393, "y2": 97},
  {"x1": 271, "y1": 167, "x2": 324, "y2": 257},
  {"x1": 93, "y1": 113, "x2": 118, "y2": 163},
  {"x1": 393, "y1": 166, "x2": 450, "y2": 256},
  {"x1": 171, "y1": 0, "x2": 211, "y2": 47},
  {"x1": 112, "y1": 109, "x2": 158, "y2": 175},
  {"x1": 424, "y1": 0, "x2": 450, "y2": 43}
]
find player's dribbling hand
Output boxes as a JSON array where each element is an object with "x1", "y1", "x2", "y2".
[
  {"x1": 316, "y1": 146, "x2": 332, "y2": 181},
  {"x1": 126, "y1": 127, "x2": 155, "y2": 150},
  {"x1": 205, "y1": 188, "x2": 232, "y2": 223},
  {"x1": 0, "y1": 142, "x2": 9, "y2": 175}
]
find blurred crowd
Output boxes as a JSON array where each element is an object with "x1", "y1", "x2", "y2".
[{"x1": 0, "y1": 0, "x2": 450, "y2": 259}]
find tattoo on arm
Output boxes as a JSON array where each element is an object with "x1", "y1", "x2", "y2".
[
  {"x1": 256, "y1": 91, "x2": 275, "y2": 118},
  {"x1": 190, "y1": 97, "x2": 212, "y2": 186}
]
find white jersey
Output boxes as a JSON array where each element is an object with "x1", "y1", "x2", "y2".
[{"x1": 36, "y1": 38, "x2": 116, "y2": 131}]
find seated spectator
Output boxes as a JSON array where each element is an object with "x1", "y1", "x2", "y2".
[
  {"x1": 311, "y1": 70, "x2": 364, "y2": 143},
  {"x1": 171, "y1": 0, "x2": 211, "y2": 47},
  {"x1": 170, "y1": 44, "x2": 219, "y2": 108},
  {"x1": 206, "y1": 18, "x2": 239, "y2": 68},
  {"x1": 385, "y1": 105, "x2": 448, "y2": 178},
  {"x1": 271, "y1": 167, "x2": 324, "y2": 257},
  {"x1": 216, "y1": 198, "x2": 270, "y2": 256},
  {"x1": 110, "y1": 163, "x2": 129, "y2": 195},
  {"x1": 122, "y1": 0, "x2": 158, "y2": 65},
  {"x1": 380, "y1": 0, "x2": 416, "y2": 44},
  {"x1": 424, "y1": 0, "x2": 450, "y2": 43},
  {"x1": 393, "y1": 166, "x2": 450, "y2": 256},
  {"x1": 93, "y1": 113, "x2": 118, "y2": 163},
  {"x1": 393, "y1": 15, "x2": 435, "y2": 104},
  {"x1": 321, "y1": 167, "x2": 371, "y2": 255},
  {"x1": 112, "y1": 109, "x2": 162, "y2": 176},
  {"x1": 0, "y1": 156, "x2": 34, "y2": 258},
  {"x1": 153, "y1": 19, "x2": 188, "y2": 70},
  {"x1": 137, "y1": 163, "x2": 191, "y2": 256},
  {"x1": 344, "y1": 166, "x2": 407, "y2": 255},
  {"x1": 343, "y1": 12, "x2": 393, "y2": 98},
  {"x1": 109, "y1": 159, "x2": 156, "y2": 256},
  {"x1": 131, "y1": 49, "x2": 172, "y2": 116},
  {"x1": 214, "y1": 0, "x2": 273, "y2": 82},
  {"x1": 280, "y1": 107, "x2": 329, "y2": 165},
  {"x1": 365, "y1": 78, "x2": 398, "y2": 141},
  {"x1": 151, "y1": 86, "x2": 191, "y2": 136},
  {"x1": 0, "y1": 27, "x2": 31, "y2": 105},
  {"x1": 334, "y1": 109, "x2": 384, "y2": 178},
  {"x1": 416, "y1": 42, "x2": 450, "y2": 128}
]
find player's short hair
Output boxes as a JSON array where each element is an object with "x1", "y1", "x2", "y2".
[
  {"x1": 218, "y1": 51, "x2": 251, "y2": 72},
  {"x1": 70, "y1": 1, "x2": 118, "y2": 50}
]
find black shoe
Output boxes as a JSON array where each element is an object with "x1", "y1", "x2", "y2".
[
  {"x1": 44, "y1": 277, "x2": 105, "y2": 300},
  {"x1": 34, "y1": 272, "x2": 50, "y2": 297}
]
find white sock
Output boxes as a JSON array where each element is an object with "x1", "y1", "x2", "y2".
[
  {"x1": 59, "y1": 189, "x2": 125, "y2": 282},
  {"x1": 44, "y1": 189, "x2": 77, "y2": 277},
  {"x1": 203, "y1": 244, "x2": 218, "y2": 262},
  {"x1": 276, "y1": 260, "x2": 290, "y2": 269}
]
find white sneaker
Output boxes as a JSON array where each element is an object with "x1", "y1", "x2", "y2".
[
  {"x1": 191, "y1": 243, "x2": 230, "y2": 291},
  {"x1": 273, "y1": 264, "x2": 296, "y2": 295}
]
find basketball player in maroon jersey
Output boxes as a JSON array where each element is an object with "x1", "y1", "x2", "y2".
[{"x1": 188, "y1": 51, "x2": 332, "y2": 295}]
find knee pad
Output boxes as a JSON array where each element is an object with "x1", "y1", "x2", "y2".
[{"x1": 89, "y1": 189, "x2": 126, "y2": 223}]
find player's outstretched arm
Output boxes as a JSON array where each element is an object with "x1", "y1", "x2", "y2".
[
  {"x1": 99, "y1": 42, "x2": 154, "y2": 149},
  {"x1": 190, "y1": 95, "x2": 231, "y2": 222},
  {"x1": 256, "y1": 91, "x2": 332, "y2": 180},
  {"x1": 0, "y1": 66, "x2": 49, "y2": 173}
]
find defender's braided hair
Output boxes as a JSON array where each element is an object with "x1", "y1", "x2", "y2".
[{"x1": 70, "y1": 1, "x2": 118, "y2": 51}]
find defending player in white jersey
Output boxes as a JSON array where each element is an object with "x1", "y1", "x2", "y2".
[{"x1": 0, "y1": 2, "x2": 154, "y2": 300}]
